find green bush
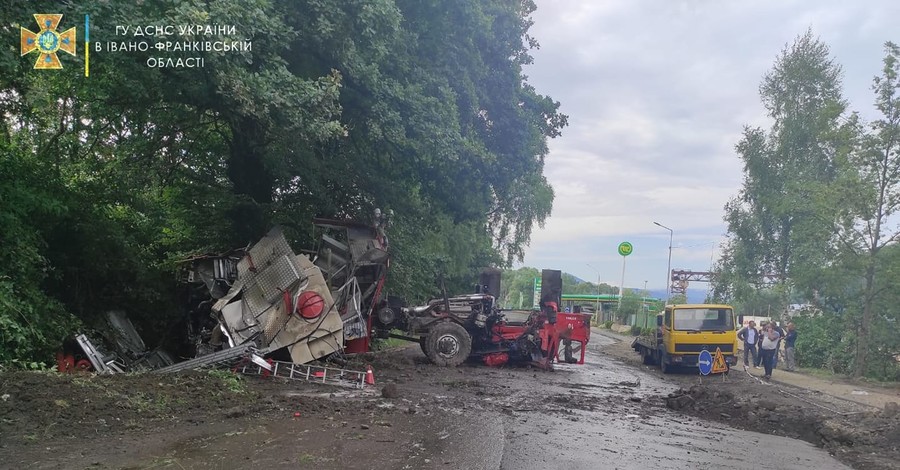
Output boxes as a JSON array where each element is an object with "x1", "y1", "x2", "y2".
[
  {"x1": 792, "y1": 312, "x2": 854, "y2": 374},
  {"x1": 603, "y1": 320, "x2": 613, "y2": 329},
  {"x1": 0, "y1": 148, "x2": 80, "y2": 363}
]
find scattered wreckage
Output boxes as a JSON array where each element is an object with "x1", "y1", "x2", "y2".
[{"x1": 58, "y1": 210, "x2": 591, "y2": 385}]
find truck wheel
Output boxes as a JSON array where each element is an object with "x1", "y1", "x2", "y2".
[
  {"x1": 659, "y1": 350, "x2": 671, "y2": 374},
  {"x1": 424, "y1": 322, "x2": 472, "y2": 367},
  {"x1": 642, "y1": 348, "x2": 656, "y2": 366},
  {"x1": 419, "y1": 337, "x2": 430, "y2": 359}
]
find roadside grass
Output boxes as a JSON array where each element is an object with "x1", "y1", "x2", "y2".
[
  {"x1": 796, "y1": 366, "x2": 839, "y2": 380},
  {"x1": 207, "y1": 369, "x2": 246, "y2": 394},
  {"x1": 124, "y1": 391, "x2": 165, "y2": 413},
  {"x1": 371, "y1": 329, "x2": 412, "y2": 351},
  {"x1": 781, "y1": 364, "x2": 899, "y2": 387}
]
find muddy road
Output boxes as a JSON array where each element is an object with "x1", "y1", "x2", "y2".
[
  {"x1": 492, "y1": 334, "x2": 849, "y2": 470},
  {"x1": 2, "y1": 332, "x2": 896, "y2": 469}
]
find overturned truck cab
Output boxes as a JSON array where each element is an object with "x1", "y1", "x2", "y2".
[
  {"x1": 180, "y1": 211, "x2": 391, "y2": 366},
  {"x1": 213, "y1": 227, "x2": 345, "y2": 363}
]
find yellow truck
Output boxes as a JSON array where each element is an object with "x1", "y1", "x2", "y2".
[{"x1": 631, "y1": 303, "x2": 738, "y2": 374}]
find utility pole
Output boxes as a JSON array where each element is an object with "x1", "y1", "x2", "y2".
[
  {"x1": 643, "y1": 280, "x2": 648, "y2": 329},
  {"x1": 586, "y1": 263, "x2": 602, "y2": 323},
  {"x1": 653, "y1": 221, "x2": 673, "y2": 302}
]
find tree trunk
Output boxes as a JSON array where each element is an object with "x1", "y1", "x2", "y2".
[
  {"x1": 226, "y1": 117, "x2": 273, "y2": 243},
  {"x1": 854, "y1": 262, "x2": 876, "y2": 378}
]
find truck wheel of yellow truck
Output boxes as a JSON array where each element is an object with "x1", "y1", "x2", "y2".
[{"x1": 642, "y1": 348, "x2": 655, "y2": 365}]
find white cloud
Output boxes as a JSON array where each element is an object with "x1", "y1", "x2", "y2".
[{"x1": 520, "y1": 0, "x2": 900, "y2": 289}]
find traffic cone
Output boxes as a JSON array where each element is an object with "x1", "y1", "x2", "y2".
[{"x1": 365, "y1": 365, "x2": 375, "y2": 385}]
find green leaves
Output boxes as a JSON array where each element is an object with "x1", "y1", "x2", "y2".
[
  {"x1": 719, "y1": 34, "x2": 900, "y2": 379},
  {"x1": 0, "y1": 146, "x2": 80, "y2": 363},
  {"x1": 0, "y1": 0, "x2": 563, "y2": 364},
  {"x1": 720, "y1": 30, "x2": 849, "y2": 297}
]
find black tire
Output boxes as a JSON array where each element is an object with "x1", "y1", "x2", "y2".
[
  {"x1": 424, "y1": 322, "x2": 472, "y2": 367},
  {"x1": 642, "y1": 348, "x2": 656, "y2": 366},
  {"x1": 659, "y1": 349, "x2": 671, "y2": 374},
  {"x1": 419, "y1": 337, "x2": 430, "y2": 359}
]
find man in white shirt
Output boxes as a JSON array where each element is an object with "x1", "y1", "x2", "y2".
[{"x1": 759, "y1": 323, "x2": 781, "y2": 380}]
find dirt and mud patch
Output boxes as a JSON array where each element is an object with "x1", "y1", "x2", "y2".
[
  {"x1": 2, "y1": 371, "x2": 252, "y2": 442},
  {"x1": 2, "y1": 338, "x2": 898, "y2": 469},
  {"x1": 660, "y1": 382, "x2": 900, "y2": 470},
  {"x1": 596, "y1": 331, "x2": 900, "y2": 470},
  {"x1": 0, "y1": 366, "x2": 451, "y2": 469}
]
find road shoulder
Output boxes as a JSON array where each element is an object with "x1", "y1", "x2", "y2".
[{"x1": 593, "y1": 328, "x2": 900, "y2": 470}]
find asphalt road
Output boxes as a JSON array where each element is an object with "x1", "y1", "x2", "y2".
[
  {"x1": 444, "y1": 334, "x2": 851, "y2": 470},
  {"x1": 4, "y1": 334, "x2": 855, "y2": 470}
]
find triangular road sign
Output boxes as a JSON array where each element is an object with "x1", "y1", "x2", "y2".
[{"x1": 712, "y1": 347, "x2": 728, "y2": 374}]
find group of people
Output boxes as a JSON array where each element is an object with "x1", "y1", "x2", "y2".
[{"x1": 737, "y1": 320, "x2": 798, "y2": 380}]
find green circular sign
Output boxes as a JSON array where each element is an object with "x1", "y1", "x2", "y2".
[{"x1": 617, "y1": 241, "x2": 633, "y2": 257}]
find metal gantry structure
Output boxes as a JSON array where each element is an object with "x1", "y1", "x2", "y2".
[
  {"x1": 669, "y1": 269, "x2": 781, "y2": 295},
  {"x1": 669, "y1": 269, "x2": 713, "y2": 295}
]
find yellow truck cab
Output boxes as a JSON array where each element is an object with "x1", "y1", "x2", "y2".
[{"x1": 631, "y1": 303, "x2": 738, "y2": 374}]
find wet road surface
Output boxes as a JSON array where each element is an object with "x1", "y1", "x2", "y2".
[
  {"x1": 442, "y1": 334, "x2": 850, "y2": 470},
  {"x1": 7, "y1": 334, "x2": 854, "y2": 470}
]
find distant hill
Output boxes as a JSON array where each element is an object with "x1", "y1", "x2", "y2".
[
  {"x1": 504, "y1": 267, "x2": 709, "y2": 308},
  {"x1": 645, "y1": 289, "x2": 708, "y2": 304}
]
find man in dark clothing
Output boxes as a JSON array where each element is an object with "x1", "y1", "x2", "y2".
[
  {"x1": 754, "y1": 321, "x2": 768, "y2": 368},
  {"x1": 784, "y1": 322, "x2": 798, "y2": 371},
  {"x1": 737, "y1": 321, "x2": 759, "y2": 368}
]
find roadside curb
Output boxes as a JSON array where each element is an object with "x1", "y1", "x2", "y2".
[{"x1": 592, "y1": 328, "x2": 630, "y2": 342}]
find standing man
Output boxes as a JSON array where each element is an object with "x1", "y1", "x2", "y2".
[
  {"x1": 784, "y1": 322, "x2": 798, "y2": 371},
  {"x1": 737, "y1": 320, "x2": 759, "y2": 369},
  {"x1": 754, "y1": 321, "x2": 768, "y2": 368},
  {"x1": 759, "y1": 322, "x2": 781, "y2": 380},
  {"x1": 772, "y1": 322, "x2": 786, "y2": 369}
]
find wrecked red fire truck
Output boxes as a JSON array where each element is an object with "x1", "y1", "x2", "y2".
[
  {"x1": 62, "y1": 211, "x2": 591, "y2": 374},
  {"x1": 372, "y1": 269, "x2": 591, "y2": 368}
]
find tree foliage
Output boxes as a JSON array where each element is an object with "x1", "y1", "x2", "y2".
[
  {"x1": 717, "y1": 32, "x2": 900, "y2": 380},
  {"x1": 833, "y1": 42, "x2": 900, "y2": 377},
  {"x1": 0, "y1": 0, "x2": 565, "y2": 363},
  {"x1": 718, "y1": 30, "x2": 849, "y2": 302},
  {"x1": 497, "y1": 268, "x2": 617, "y2": 309}
]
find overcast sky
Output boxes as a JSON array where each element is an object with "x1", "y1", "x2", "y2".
[{"x1": 519, "y1": 0, "x2": 900, "y2": 293}]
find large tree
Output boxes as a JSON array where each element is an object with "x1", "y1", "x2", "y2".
[
  {"x1": 717, "y1": 30, "x2": 851, "y2": 303},
  {"x1": 832, "y1": 42, "x2": 900, "y2": 377},
  {"x1": 0, "y1": 0, "x2": 565, "y2": 362}
]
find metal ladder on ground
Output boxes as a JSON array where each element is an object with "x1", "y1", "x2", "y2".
[
  {"x1": 152, "y1": 344, "x2": 260, "y2": 374},
  {"x1": 235, "y1": 359, "x2": 368, "y2": 389}
]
